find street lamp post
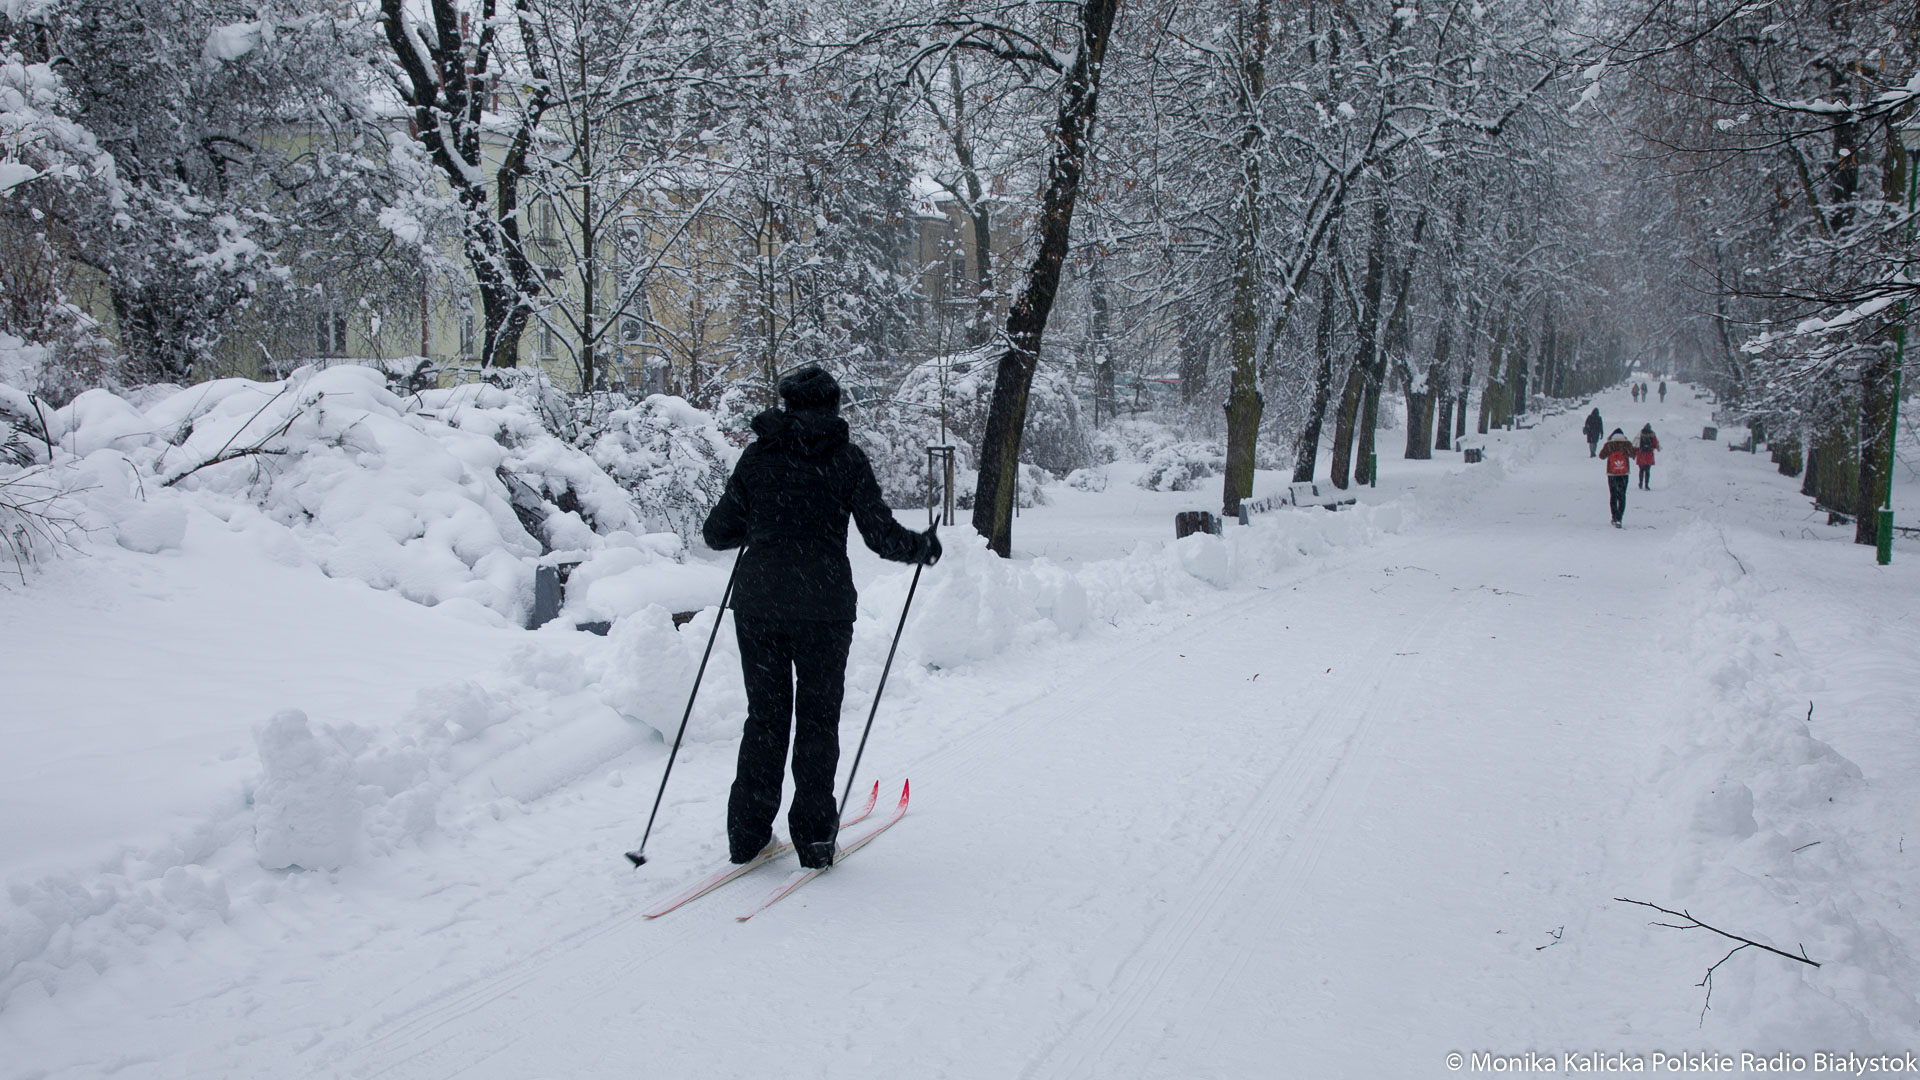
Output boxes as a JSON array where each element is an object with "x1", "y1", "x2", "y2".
[{"x1": 1879, "y1": 123, "x2": 1920, "y2": 566}]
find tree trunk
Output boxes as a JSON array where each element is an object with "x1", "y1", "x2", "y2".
[
  {"x1": 579, "y1": 109, "x2": 597, "y2": 390},
  {"x1": 1178, "y1": 302, "x2": 1208, "y2": 405},
  {"x1": 1855, "y1": 352, "x2": 1894, "y2": 544},
  {"x1": 1508, "y1": 325, "x2": 1529, "y2": 422},
  {"x1": 382, "y1": 0, "x2": 548, "y2": 373},
  {"x1": 1538, "y1": 303, "x2": 1556, "y2": 400},
  {"x1": 1408, "y1": 302, "x2": 1448, "y2": 460},
  {"x1": 1857, "y1": 118, "x2": 1910, "y2": 544},
  {"x1": 1478, "y1": 314, "x2": 1508, "y2": 435},
  {"x1": 1292, "y1": 275, "x2": 1338, "y2": 483},
  {"x1": 1455, "y1": 346, "x2": 1471, "y2": 441},
  {"x1": 945, "y1": 59, "x2": 997, "y2": 347},
  {"x1": 1381, "y1": 208, "x2": 1427, "y2": 470},
  {"x1": 1328, "y1": 360, "x2": 1367, "y2": 489},
  {"x1": 1329, "y1": 196, "x2": 1389, "y2": 489},
  {"x1": 1219, "y1": 0, "x2": 1271, "y2": 519},
  {"x1": 970, "y1": 0, "x2": 1120, "y2": 557},
  {"x1": 1433, "y1": 296, "x2": 1470, "y2": 452},
  {"x1": 1403, "y1": 388, "x2": 1431, "y2": 459},
  {"x1": 1455, "y1": 304, "x2": 1478, "y2": 442},
  {"x1": 1355, "y1": 380, "x2": 1380, "y2": 485},
  {"x1": 1359, "y1": 204, "x2": 1421, "y2": 484}
]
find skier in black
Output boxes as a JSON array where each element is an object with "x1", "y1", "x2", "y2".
[
  {"x1": 1582, "y1": 407, "x2": 1605, "y2": 457},
  {"x1": 702, "y1": 366, "x2": 940, "y2": 870}
]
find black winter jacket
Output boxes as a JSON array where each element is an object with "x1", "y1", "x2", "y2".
[{"x1": 702, "y1": 408, "x2": 931, "y2": 622}]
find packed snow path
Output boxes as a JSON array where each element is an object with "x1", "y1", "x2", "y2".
[{"x1": 6, "y1": 385, "x2": 1917, "y2": 1078}]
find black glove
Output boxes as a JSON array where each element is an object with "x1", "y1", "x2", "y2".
[{"x1": 919, "y1": 525, "x2": 942, "y2": 566}]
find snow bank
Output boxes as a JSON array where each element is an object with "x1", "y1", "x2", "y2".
[
  {"x1": 252, "y1": 709, "x2": 367, "y2": 871},
  {"x1": 1643, "y1": 521, "x2": 1915, "y2": 1045}
]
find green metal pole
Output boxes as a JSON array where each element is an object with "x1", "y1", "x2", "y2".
[{"x1": 1879, "y1": 135, "x2": 1919, "y2": 566}]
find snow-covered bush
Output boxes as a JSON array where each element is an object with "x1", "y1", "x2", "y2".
[
  {"x1": 1085, "y1": 414, "x2": 1224, "y2": 491},
  {"x1": 947, "y1": 461, "x2": 1050, "y2": 511},
  {"x1": 850, "y1": 404, "x2": 973, "y2": 507},
  {"x1": 1065, "y1": 467, "x2": 1108, "y2": 492},
  {"x1": 1137, "y1": 441, "x2": 1222, "y2": 491},
  {"x1": 708, "y1": 381, "x2": 764, "y2": 446},
  {"x1": 887, "y1": 351, "x2": 1095, "y2": 479},
  {"x1": 1, "y1": 48, "x2": 121, "y2": 400},
  {"x1": 586, "y1": 394, "x2": 736, "y2": 544},
  {"x1": 0, "y1": 363, "x2": 720, "y2": 623},
  {"x1": 1019, "y1": 364, "x2": 1096, "y2": 476},
  {"x1": 1091, "y1": 414, "x2": 1183, "y2": 465}
]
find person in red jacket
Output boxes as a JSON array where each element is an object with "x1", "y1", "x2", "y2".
[
  {"x1": 1635, "y1": 423, "x2": 1660, "y2": 490},
  {"x1": 1600, "y1": 428, "x2": 1635, "y2": 527}
]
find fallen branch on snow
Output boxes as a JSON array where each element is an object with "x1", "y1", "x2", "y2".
[
  {"x1": 0, "y1": 466, "x2": 84, "y2": 580},
  {"x1": 160, "y1": 389, "x2": 313, "y2": 488},
  {"x1": 1614, "y1": 896, "x2": 1820, "y2": 1024}
]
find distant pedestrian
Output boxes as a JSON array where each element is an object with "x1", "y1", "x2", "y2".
[
  {"x1": 1658, "y1": 380, "x2": 1667, "y2": 403},
  {"x1": 1583, "y1": 407, "x2": 1604, "y2": 457},
  {"x1": 701, "y1": 365, "x2": 941, "y2": 870},
  {"x1": 1635, "y1": 423, "x2": 1660, "y2": 490},
  {"x1": 1631, "y1": 383, "x2": 1641, "y2": 402},
  {"x1": 1600, "y1": 428, "x2": 1635, "y2": 527}
]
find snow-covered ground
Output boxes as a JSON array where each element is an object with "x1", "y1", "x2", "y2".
[{"x1": 4, "y1": 382, "x2": 1918, "y2": 1078}]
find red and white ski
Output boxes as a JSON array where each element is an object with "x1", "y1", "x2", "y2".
[
  {"x1": 640, "y1": 781, "x2": 879, "y2": 919},
  {"x1": 735, "y1": 779, "x2": 909, "y2": 922}
]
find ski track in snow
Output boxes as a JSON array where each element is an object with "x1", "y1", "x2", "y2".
[{"x1": 5, "y1": 385, "x2": 1918, "y2": 1079}]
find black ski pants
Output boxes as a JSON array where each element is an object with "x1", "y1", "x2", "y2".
[
  {"x1": 1587, "y1": 434, "x2": 1599, "y2": 457},
  {"x1": 729, "y1": 616, "x2": 854, "y2": 862},
  {"x1": 1637, "y1": 464, "x2": 1652, "y2": 489},
  {"x1": 1608, "y1": 474, "x2": 1629, "y2": 523}
]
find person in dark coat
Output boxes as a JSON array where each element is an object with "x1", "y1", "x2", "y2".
[
  {"x1": 701, "y1": 365, "x2": 939, "y2": 870},
  {"x1": 1635, "y1": 423, "x2": 1660, "y2": 490},
  {"x1": 1600, "y1": 428, "x2": 1635, "y2": 527},
  {"x1": 1582, "y1": 408, "x2": 1605, "y2": 457},
  {"x1": 1658, "y1": 380, "x2": 1667, "y2": 403}
]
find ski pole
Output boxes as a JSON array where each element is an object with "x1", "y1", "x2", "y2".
[
  {"x1": 836, "y1": 559, "x2": 923, "y2": 821},
  {"x1": 626, "y1": 549, "x2": 743, "y2": 869}
]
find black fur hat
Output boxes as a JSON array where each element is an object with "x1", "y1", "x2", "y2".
[{"x1": 778, "y1": 365, "x2": 841, "y2": 412}]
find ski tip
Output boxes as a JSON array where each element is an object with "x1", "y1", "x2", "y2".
[{"x1": 625, "y1": 851, "x2": 647, "y2": 869}]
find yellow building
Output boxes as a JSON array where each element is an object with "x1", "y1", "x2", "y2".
[{"x1": 70, "y1": 111, "x2": 1024, "y2": 400}]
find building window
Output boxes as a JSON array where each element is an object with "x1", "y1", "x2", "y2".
[
  {"x1": 314, "y1": 295, "x2": 348, "y2": 356},
  {"x1": 459, "y1": 308, "x2": 476, "y2": 358}
]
